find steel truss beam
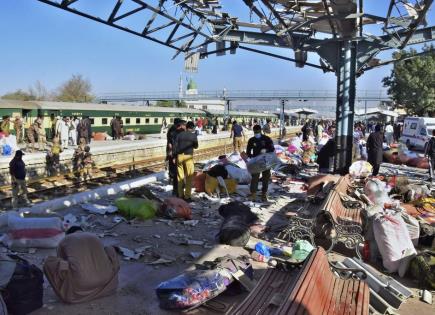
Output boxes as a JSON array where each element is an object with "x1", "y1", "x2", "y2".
[{"x1": 34, "y1": 0, "x2": 434, "y2": 174}]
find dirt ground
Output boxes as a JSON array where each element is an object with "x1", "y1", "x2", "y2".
[{"x1": 2, "y1": 177, "x2": 434, "y2": 315}]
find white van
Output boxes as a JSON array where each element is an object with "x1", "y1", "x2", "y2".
[{"x1": 400, "y1": 117, "x2": 435, "y2": 151}]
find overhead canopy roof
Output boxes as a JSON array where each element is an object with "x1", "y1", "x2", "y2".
[
  {"x1": 355, "y1": 108, "x2": 399, "y2": 118},
  {"x1": 284, "y1": 108, "x2": 319, "y2": 116}
]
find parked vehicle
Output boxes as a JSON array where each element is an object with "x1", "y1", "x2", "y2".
[{"x1": 400, "y1": 117, "x2": 435, "y2": 151}]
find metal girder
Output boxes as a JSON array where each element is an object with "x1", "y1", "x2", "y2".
[{"x1": 36, "y1": 0, "x2": 216, "y2": 52}]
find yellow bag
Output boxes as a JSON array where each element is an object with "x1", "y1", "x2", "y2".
[{"x1": 205, "y1": 174, "x2": 237, "y2": 195}]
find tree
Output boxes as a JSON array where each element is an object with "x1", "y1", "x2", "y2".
[
  {"x1": 156, "y1": 100, "x2": 187, "y2": 108},
  {"x1": 2, "y1": 89, "x2": 36, "y2": 101},
  {"x1": 56, "y1": 74, "x2": 94, "y2": 102},
  {"x1": 382, "y1": 45, "x2": 435, "y2": 116},
  {"x1": 29, "y1": 80, "x2": 50, "y2": 101}
]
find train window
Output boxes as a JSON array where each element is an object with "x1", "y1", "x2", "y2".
[
  {"x1": 154, "y1": 118, "x2": 158, "y2": 124},
  {"x1": 126, "y1": 118, "x2": 131, "y2": 124},
  {"x1": 170, "y1": 118, "x2": 174, "y2": 123},
  {"x1": 90, "y1": 118, "x2": 95, "y2": 125},
  {"x1": 145, "y1": 118, "x2": 150, "y2": 124},
  {"x1": 136, "y1": 118, "x2": 141, "y2": 124},
  {"x1": 102, "y1": 118, "x2": 108, "y2": 125}
]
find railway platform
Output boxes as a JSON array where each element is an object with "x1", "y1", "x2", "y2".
[{"x1": 0, "y1": 127, "x2": 298, "y2": 186}]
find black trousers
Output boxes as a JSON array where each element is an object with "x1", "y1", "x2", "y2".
[
  {"x1": 168, "y1": 157, "x2": 178, "y2": 196},
  {"x1": 250, "y1": 170, "x2": 271, "y2": 194},
  {"x1": 372, "y1": 163, "x2": 380, "y2": 176}
]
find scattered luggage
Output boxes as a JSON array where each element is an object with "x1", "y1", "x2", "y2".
[
  {"x1": 218, "y1": 202, "x2": 258, "y2": 247},
  {"x1": 1, "y1": 214, "x2": 64, "y2": 249},
  {"x1": 2, "y1": 255, "x2": 44, "y2": 315},
  {"x1": 156, "y1": 256, "x2": 252, "y2": 310},
  {"x1": 159, "y1": 197, "x2": 192, "y2": 220},
  {"x1": 115, "y1": 197, "x2": 157, "y2": 220}
]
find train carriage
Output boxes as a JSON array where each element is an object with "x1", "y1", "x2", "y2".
[{"x1": 1, "y1": 100, "x2": 278, "y2": 136}]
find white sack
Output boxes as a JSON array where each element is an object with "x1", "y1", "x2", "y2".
[
  {"x1": 227, "y1": 153, "x2": 247, "y2": 169},
  {"x1": 225, "y1": 165, "x2": 251, "y2": 184},
  {"x1": 373, "y1": 211, "x2": 416, "y2": 273}
]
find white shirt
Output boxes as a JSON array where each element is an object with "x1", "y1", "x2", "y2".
[{"x1": 385, "y1": 125, "x2": 394, "y2": 133}]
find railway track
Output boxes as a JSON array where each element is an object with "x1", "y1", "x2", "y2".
[
  {"x1": 0, "y1": 142, "x2": 242, "y2": 210},
  {"x1": 0, "y1": 133, "x2": 294, "y2": 210}
]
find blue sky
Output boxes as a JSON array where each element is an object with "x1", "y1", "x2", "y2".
[{"x1": 0, "y1": 1, "x2": 433, "y2": 96}]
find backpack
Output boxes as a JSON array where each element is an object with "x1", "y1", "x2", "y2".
[{"x1": 2, "y1": 255, "x2": 43, "y2": 315}]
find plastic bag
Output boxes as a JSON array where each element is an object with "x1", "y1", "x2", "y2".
[
  {"x1": 291, "y1": 240, "x2": 314, "y2": 261},
  {"x1": 159, "y1": 197, "x2": 192, "y2": 220},
  {"x1": 115, "y1": 197, "x2": 157, "y2": 220},
  {"x1": 225, "y1": 165, "x2": 251, "y2": 184},
  {"x1": 349, "y1": 161, "x2": 373, "y2": 178},
  {"x1": 254, "y1": 242, "x2": 271, "y2": 258},
  {"x1": 1, "y1": 144, "x2": 12, "y2": 156},
  {"x1": 1, "y1": 214, "x2": 64, "y2": 248},
  {"x1": 156, "y1": 269, "x2": 231, "y2": 309},
  {"x1": 247, "y1": 152, "x2": 280, "y2": 174},
  {"x1": 364, "y1": 179, "x2": 392, "y2": 206}
]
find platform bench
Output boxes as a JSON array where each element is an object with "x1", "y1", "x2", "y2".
[
  {"x1": 231, "y1": 247, "x2": 370, "y2": 315},
  {"x1": 277, "y1": 176, "x2": 365, "y2": 258}
]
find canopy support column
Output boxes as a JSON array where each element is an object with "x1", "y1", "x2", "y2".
[{"x1": 334, "y1": 40, "x2": 356, "y2": 174}]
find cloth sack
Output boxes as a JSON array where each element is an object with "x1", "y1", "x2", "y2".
[
  {"x1": 227, "y1": 153, "x2": 247, "y2": 169},
  {"x1": 246, "y1": 152, "x2": 280, "y2": 174},
  {"x1": 205, "y1": 175, "x2": 237, "y2": 196},
  {"x1": 115, "y1": 197, "x2": 157, "y2": 220},
  {"x1": 401, "y1": 212, "x2": 420, "y2": 246},
  {"x1": 224, "y1": 165, "x2": 251, "y2": 184},
  {"x1": 159, "y1": 197, "x2": 192, "y2": 220},
  {"x1": 373, "y1": 211, "x2": 416, "y2": 273},
  {"x1": 1, "y1": 215, "x2": 64, "y2": 249}
]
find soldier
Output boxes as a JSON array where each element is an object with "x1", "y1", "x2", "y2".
[
  {"x1": 9, "y1": 150, "x2": 30, "y2": 208},
  {"x1": 0, "y1": 116, "x2": 11, "y2": 136},
  {"x1": 46, "y1": 137, "x2": 63, "y2": 176},
  {"x1": 13, "y1": 115, "x2": 23, "y2": 143},
  {"x1": 82, "y1": 146, "x2": 93, "y2": 181},
  {"x1": 36, "y1": 117, "x2": 47, "y2": 151},
  {"x1": 73, "y1": 138, "x2": 87, "y2": 179},
  {"x1": 26, "y1": 121, "x2": 38, "y2": 152}
]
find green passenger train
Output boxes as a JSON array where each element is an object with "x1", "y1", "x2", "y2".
[{"x1": 0, "y1": 100, "x2": 277, "y2": 135}]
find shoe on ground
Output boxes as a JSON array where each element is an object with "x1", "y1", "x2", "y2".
[
  {"x1": 248, "y1": 193, "x2": 257, "y2": 201},
  {"x1": 261, "y1": 194, "x2": 269, "y2": 202}
]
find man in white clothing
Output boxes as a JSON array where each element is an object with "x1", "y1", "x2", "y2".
[
  {"x1": 385, "y1": 123, "x2": 394, "y2": 145},
  {"x1": 59, "y1": 117, "x2": 70, "y2": 149}
]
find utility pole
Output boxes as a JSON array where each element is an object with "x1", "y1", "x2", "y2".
[{"x1": 280, "y1": 99, "x2": 285, "y2": 140}]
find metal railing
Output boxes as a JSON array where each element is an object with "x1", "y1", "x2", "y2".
[{"x1": 97, "y1": 89, "x2": 390, "y2": 102}]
